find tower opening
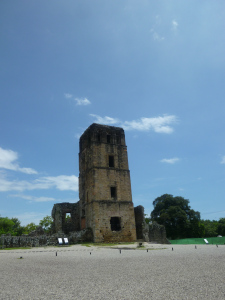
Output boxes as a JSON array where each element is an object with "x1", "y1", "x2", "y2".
[
  {"x1": 110, "y1": 217, "x2": 121, "y2": 231},
  {"x1": 66, "y1": 213, "x2": 71, "y2": 219},
  {"x1": 107, "y1": 134, "x2": 111, "y2": 143},
  {"x1": 109, "y1": 155, "x2": 114, "y2": 167},
  {"x1": 110, "y1": 187, "x2": 117, "y2": 199}
]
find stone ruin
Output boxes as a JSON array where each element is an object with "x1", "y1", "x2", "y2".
[
  {"x1": 1, "y1": 123, "x2": 169, "y2": 248},
  {"x1": 51, "y1": 202, "x2": 80, "y2": 234},
  {"x1": 0, "y1": 227, "x2": 93, "y2": 248},
  {"x1": 50, "y1": 124, "x2": 169, "y2": 244},
  {"x1": 149, "y1": 222, "x2": 169, "y2": 244}
]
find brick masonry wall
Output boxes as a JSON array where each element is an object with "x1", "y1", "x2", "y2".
[
  {"x1": 149, "y1": 222, "x2": 170, "y2": 244},
  {"x1": 0, "y1": 229, "x2": 93, "y2": 248},
  {"x1": 86, "y1": 201, "x2": 137, "y2": 243},
  {"x1": 79, "y1": 124, "x2": 137, "y2": 243}
]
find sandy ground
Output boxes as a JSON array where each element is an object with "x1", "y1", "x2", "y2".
[{"x1": 0, "y1": 243, "x2": 225, "y2": 300}]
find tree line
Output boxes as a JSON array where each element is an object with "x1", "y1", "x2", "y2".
[
  {"x1": 0, "y1": 215, "x2": 53, "y2": 236},
  {"x1": 1, "y1": 194, "x2": 225, "y2": 240},
  {"x1": 149, "y1": 194, "x2": 225, "y2": 240}
]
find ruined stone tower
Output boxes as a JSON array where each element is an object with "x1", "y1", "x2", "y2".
[{"x1": 79, "y1": 123, "x2": 137, "y2": 242}]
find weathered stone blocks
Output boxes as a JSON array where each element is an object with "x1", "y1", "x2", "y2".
[{"x1": 79, "y1": 124, "x2": 137, "y2": 242}]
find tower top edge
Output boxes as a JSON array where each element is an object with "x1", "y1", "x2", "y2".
[{"x1": 80, "y1": 123, "x2": 124, "y2": 137}]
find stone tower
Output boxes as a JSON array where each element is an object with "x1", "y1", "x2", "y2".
[{"x1": 79, "y1": 123, "x2": 137, "y2": 242}]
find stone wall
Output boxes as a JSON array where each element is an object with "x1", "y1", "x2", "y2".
[
  {"x1": 134, "y1": 205, "x2": 149, "y2": 242},
  {"x1": 149, "y1": 222, "x2": 170, "y2": 244},
  {"x1": 51, "y1": 202, "x2": 80, "y2": 234},
  {"x1": 134, "y1": 206, "x2": 170, "y2": 244},
  {"x1": 0, "y1": 228, "x2": 93, "y2": 248},
  {"x1": 79, "y1": 124, "x2": 137, "y2": 243},
  {"x1": 87, "y1": 201, "x2": 137, "y2": 243},
  {"x1": 0, "y1": 222, "x2": 171, "y2": 247}
]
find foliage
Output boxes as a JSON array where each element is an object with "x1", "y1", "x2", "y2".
[
  {"x1": 218, "y1": 218, "x2": 225, "y2": 236},
  {"x1": 66, "y1": 214, "x2": 71, "y2": 220},
  {"x1": 151, "y1": 194, "x2": 203, "y2": 239},
  {"x1": 0, "y1": 217, "x2": 16, "y2": 236},
  {"x1": 200, "y1": 219, "x2": 218, "y2": 237},
  {"x1": 144, "y1": 214, "x2": 151, "y2": 224},
  {"x1": 39, "y1": 215, "x2": 53, "y2": 233},
  {"x1": 23, "y1": 222, "x2": 37, "y2": 234},
  {"x1": 0, "y1": 214, "x2": 53, "y2": 236},
  {"x1": 0, "y1": 214, "x2": 41, "y2": 236},
  {"x1": 11, "y1": 217, "x2": 25, "y2": 236}
]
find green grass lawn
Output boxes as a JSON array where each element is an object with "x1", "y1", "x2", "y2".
[
  {"x1": 0, "y1": 247, "x2": 32, "y2": 250},
  {"x1": 170, "y1": 237, "x2": 225, "y2": 245}
]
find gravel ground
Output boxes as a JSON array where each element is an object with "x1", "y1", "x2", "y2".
[{"x1": 0, "y1": 243, "x2": 225, "y2": 300}]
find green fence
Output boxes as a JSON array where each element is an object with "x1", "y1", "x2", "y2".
[{"x1": 170, "y1": 237, "x2": 225, "y2": 245}]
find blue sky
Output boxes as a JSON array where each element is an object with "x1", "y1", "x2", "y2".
[{"x1": 1, "y1": 1, "x2": 225, "y2": 225}]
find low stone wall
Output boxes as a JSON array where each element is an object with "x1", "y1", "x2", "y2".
[
  {"x1": 0, "y1": 221, "x2": 170, "y2": 248},
  {"x1": 149, "y1": 222, "x2": 170, "y2": 244},
  {"x1": 134, "y1": 206, "x2": 170, "y2": 244},
  {"x1": 0, "y1": 228, "x2": 93, "y2": 248}
]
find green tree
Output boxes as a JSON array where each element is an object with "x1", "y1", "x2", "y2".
[
  {"x1": 0, "y1": 217, "x2": 15, "y2": 235},
  {"x1": 218, "y1": 218, "x2": 225, "y2": 236},
  {"x1": 23, "y1": 222, "x2": 37, "y2": 234},
  {"x1": 201, "y1": 219, "x2": 218, "y2": 237},
  {"x1": 0, "y1": 216, "x2": 26, "y2": 236},
  {"x1": 11, "y1": 217, "x2": 24, "y2": 236},
  {"x1": 151, "y1": 194, "x2": 202, "y2": 239},
  {"x1": 144, "y1": 214, "x2": 151, "y2": 224},
  {"x1": 39, "y1": 216, "x2": 53, "y2": 233}
]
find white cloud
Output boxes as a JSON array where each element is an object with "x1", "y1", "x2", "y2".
[
  {"x1": 0, "y1": 173, "x2": 78, "y2": 192},
  {"x1": 0, "y1": 147, "x2": 37, "y2": 174},
  {"x1": 75, "y1": 97, "x2": 91, "y2": 106},
  {"x1": 150, "y1": 16, "x2": 178, "y2": 41},
  {"x1": 17, "y1": 212, "x2": 43, "y2": 225},
  {"x1": 150, "y1": 29, "x2": 165, "y2": 41},
  {"x1": 35, "y1": 175, "x2": 78, "y2": 191},
  {"x1": 172, "y1": 20, "x2": 178, "y2": 30},
  {"x1": 64, "y1": 93, "x2": 73, "y2": 99},
  {"x1": 64, "y1": 93, "x2": 91, "y2": 105},
  {"x1": 89, "y1": 114, "x2": 177, "y2": 134},
  {"x1": 18, "y1": 167, "x2": 37, "y2": 174},
  {"x1": 221, "y1": 156, "x2": 225, "y2": 164},
  {"x1": 14, "y1": 211, "x2": 49, "y2": 226},
  {"x1": 123, "y1": 115, "x2": 177, "y2": 133},
  {"x1": 90, "y1": 114, "x2": 120, "y2": 125},
  {"x1": 10, "y1": 194, "x2": 56, "y2": 202},
  {"x1": 150, "y1": 15, "x2": 165, "y2": 41},
  {"x1": 0, "y1": 175, "x2": 14, "y2": 192},
  {"x1": 160, "y1": 158, "x2": 180, "y2": 164}
]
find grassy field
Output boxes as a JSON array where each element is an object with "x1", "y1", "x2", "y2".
[
  {"x1": 170, "y1": 236, "x2": 225, "y2": 245},
  {"x1": 0, "y1": 247, "x2": 32, "y2": 250}
]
